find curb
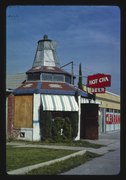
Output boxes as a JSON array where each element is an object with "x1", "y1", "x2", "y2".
[{"x1": 7, "y1": 149, "x2": 87, "y2": 175}]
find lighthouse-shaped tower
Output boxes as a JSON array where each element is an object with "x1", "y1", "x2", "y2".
[
  {"x1": 32, "y1": 35, "x2": 60, "y2": 68},
  {"x1": 24, "y1": 35, "x2": 76, "y2": 84},
  {"x1": 13, "y1": 35, "x2": 88, "y2": 141}
]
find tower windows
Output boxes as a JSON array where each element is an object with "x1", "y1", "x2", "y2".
[{"x1": 27, "y1": 73, "x2": 40, "y2": 81}]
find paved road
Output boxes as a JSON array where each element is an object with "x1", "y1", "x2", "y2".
[
  {"x1": 61, "y1": 148, "x2": 120, "y2": 175},
  {"x1": 60, "y1": 131, "x2": 120, "y2": 175}
]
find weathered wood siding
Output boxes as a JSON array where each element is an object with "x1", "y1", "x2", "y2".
[{"x1": 14, "y1": 95, "x2": 33, "y2": 128}]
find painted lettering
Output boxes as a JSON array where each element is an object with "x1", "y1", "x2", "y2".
[
  {"x1": 89, "y1": 79, "x2": 98, "y2": 85},
  {"x1": 99, "y1": 77, "x2": 109, "y2": 83}
]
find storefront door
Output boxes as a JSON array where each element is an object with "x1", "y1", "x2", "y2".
[{"x1": 80, "y1": 103, "x2": 99, "y2": 139}]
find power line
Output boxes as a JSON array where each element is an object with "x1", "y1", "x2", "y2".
[{"x1": 62, "y1": 61, "x2": 120, "y2": 94}]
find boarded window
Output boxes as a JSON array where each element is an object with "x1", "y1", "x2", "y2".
[{"x1": 14, "y1": 95, "x2": 33, "y2": 128}]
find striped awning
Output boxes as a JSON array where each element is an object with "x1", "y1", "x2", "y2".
[{"x1": 41, "y1": 94, "x2": 78, "y2": 111}]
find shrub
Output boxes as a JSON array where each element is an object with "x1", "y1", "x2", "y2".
[
  {"x1": 40, "y1": 111, "x2": 78, "y2": 142},
  {"x1": 63, "y1": 117, "x2": 72, "y2": 139},
  {"x1": 70, "y1": 112, "x2": 78, "y2": 139},
  {"x1": 40, "y1": 111, "x2": 52, "y2": 140},
  {"x1": 51, "y1": 117, "x2": 64, "y2": 142}
]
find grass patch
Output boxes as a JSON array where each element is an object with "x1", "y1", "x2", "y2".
[
  {"x1": 7, "y1": 139, "x2": 104, "y2": 149},
  {"x1": 58, "y1": 140, "x2": 104, "y2": 148},
  {"x1": 6, "y1": 146, "x2": 76, "y2": 171},
  {"x1": 26, "y1": 151, "x2": 101, "y2": 175}
]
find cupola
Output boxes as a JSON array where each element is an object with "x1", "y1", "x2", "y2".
[{"x1": 32, "y1": 35, "x2": 60, "y2": 68}]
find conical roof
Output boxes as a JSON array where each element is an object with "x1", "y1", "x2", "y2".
[{"x1": 32, "y1": 35, "x2": 60, "y2": 68}]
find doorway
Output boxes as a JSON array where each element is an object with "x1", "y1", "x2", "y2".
[{"x1": 80, "y1": 103, "x2": 99, "y2": 139}]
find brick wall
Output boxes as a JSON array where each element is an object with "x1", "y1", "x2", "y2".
[{"x1": 7, "y1": 94, "x2": 14, "y2": 138}]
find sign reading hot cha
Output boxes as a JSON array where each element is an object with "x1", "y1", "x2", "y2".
[{"x1": 87, "y1": 73, "x2": 111, "y2": 94}]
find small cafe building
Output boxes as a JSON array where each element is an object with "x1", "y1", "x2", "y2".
[{"x1": 7, "y1": 35, "x2": 99, "y2": 141}]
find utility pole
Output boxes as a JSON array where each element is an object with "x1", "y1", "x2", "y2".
[{"x1": 61, "y1": 61, "x2": 74, "y2": 84}]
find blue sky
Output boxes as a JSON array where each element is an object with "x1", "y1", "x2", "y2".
[{"x1": 6, "y1": 5, "x2": 120, "y2": 95}]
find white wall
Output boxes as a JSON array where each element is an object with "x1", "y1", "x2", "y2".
[{"x1": 33, "y1": 94, "x2": 41, "y2": 141}]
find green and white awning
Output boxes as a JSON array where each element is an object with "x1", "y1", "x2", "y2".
[{"x1": 41, "y1": 94, "x2": 78, "y2": 111}]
